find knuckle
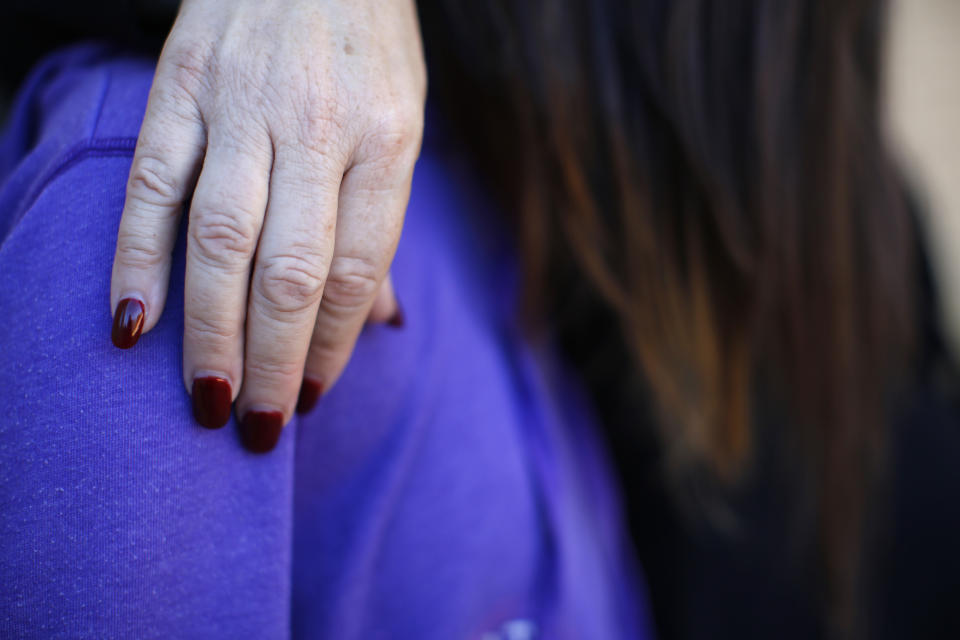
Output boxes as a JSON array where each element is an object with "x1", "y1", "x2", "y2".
[
  {"x1": 306, "y1": 338, "x2": 340, "y2": 366},
  {"x1": 298, "y1": 102, "x2": 347, "y2": 155},
  {"x1": 115, "y1": 233, "x2": 167, "y2": 270},
  {"x1": 184, "y1": 310, "x2": 241, "y2": 344},
  {"x1": 189, "y1": 207, "x2": 260, "y2": 268},
  {"x1": 257, "y1": 251, "x2": 328, "y2": 315},
  {"x1": 245, "y1": 355, "x2": 302, "y2": 381},
  {"x1": 164, "y1": 39, "x2": 213, "y2": 96},
  {"x1": 279, "y1": 79, "x2": 346, "y2": 149},
  {"x1": 127, "y1": 154, "x2": 184, "y2": 207},
  {"x1": 363, "y1": 103, "x2": 423, "y2": 159},
  {"x1": 322, "y1": 255, "x2": 381, "y2": 313}
]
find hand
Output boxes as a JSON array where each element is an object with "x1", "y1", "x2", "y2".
[{"x1": 109, "y1": 0, "x2": 426, "y2": 451}]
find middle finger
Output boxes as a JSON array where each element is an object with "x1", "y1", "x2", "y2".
[{"x1": 183, "y1": 129, "x2": 272, "y2": 429}]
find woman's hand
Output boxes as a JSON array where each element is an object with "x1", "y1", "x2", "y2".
[{"x1": 109, "y1": 0, "x2": 426, "y2": 450}]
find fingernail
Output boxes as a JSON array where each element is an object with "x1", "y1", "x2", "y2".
[
  {"x1": 240, "y1": 410, "x2": 284, "y2": 453},
  {"x1": 296, "y1": 378, "x2": 324, "y2": 414},
  {"x1": 387, "y1": 301, "x2": 405, "y2": 329},
  {"x1": 112, "y1": 298, "x2": 145, "y2": 349},
  {"x1": 192, "y1": 376, "x2": 232, "y2": 429}
]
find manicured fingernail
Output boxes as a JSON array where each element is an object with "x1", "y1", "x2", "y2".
[
  {"x1": 112, "y1": 298, "x2": 145, "y2": 349},
  {"x1": 240, "y1": 410, "x2": 284, "y2": 453},
  {"x1": 192, "y1": 376, "x2": 232, "y2": 429},
  {"x1": 296, "y1": 379, "x2": 324, "y2": 414},
  {"x1": 387, "y1": 301, "x2": 405, "y2": 329}
]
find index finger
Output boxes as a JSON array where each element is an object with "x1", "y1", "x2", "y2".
[{"x1": 110, "y1": 73, "x2": 205, "y2": 348}]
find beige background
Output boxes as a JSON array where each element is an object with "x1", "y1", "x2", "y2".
[{"x1": 886, "y1": 0, "x2": 960, "y2": 358}]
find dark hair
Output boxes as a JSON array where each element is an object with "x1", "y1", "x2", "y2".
[{"x1": 419, "y1": 0, "x2": 915, "y2": 634}]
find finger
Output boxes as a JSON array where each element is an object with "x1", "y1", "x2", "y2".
[
  {"x1": 366, "y1": 274, "x2": 403, "y2": 327},
  {"x1": 111, "y1": 66, "x2": 206, "y2": 349},
  {"x1": 237, "y1": 144, "x2": 342, "y2": 452},
  {"x1": 297, "y1": 158, "x2": 413, "y2": 416},
  {"x1": 182, "y1": 129, "x2": 272, "y2": 430}
]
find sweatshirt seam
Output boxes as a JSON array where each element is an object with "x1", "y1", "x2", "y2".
[{"x1": 0, "y1": 137, "x2": 137, "y2": 254}]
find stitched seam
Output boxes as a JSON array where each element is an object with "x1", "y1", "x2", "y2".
[{"x1": 0, "y1": 137, "x2": 137, "y2": 253}]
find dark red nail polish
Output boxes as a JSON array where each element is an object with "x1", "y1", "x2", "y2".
[
  {"x1": 192, "y1": 377, "x2": 232, "y2": 429},
  {"x1": 387, "y1": 302, "x2": 405, "y2": 329},
  {"x1": 240, "y1": 410, "x2": 284, "y2": 453},
  {"x1": 296, "y1": 379, "x2": 324, "y2": 414},
  {"x1": 112, "y1": 298, "x2": 145, "y2": 349}
]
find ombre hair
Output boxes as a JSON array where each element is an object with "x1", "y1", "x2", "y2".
[{"x1": 420, "y1": 0, "x2": 915, "y2": 634}]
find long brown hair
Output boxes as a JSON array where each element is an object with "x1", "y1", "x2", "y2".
[{"x1": 419, "y1": 0, "x2": 915, "y2": 634}]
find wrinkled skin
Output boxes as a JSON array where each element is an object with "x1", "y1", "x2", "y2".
[{"x1": 110, "y1": 0, "x2": 427, "y2": 429}]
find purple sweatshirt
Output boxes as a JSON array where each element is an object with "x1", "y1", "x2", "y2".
[{"x1": 0, "y1": 44, "x2": 653, "y2": 639}]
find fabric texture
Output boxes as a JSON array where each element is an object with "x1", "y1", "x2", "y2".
[{"x1": 0, "y1": 44, "x2": 652, "y2": 639}]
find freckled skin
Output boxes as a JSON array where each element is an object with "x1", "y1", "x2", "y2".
[{"x1": 110, "y1": 0, "x2": 425, "y2": 442}]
